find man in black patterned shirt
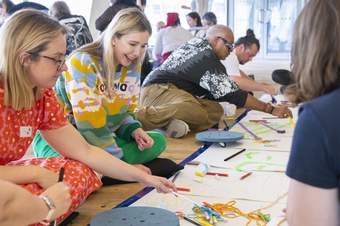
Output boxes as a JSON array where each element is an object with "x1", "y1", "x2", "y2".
[{"x1": 136, "y1": 25, "x2": 291, "y2": 138}]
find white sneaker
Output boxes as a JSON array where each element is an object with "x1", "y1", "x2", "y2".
[
  {"x1": 165, "y1": 119, "x2": 190, "y2": 138},
  {"x1": 219, "y1": 102, "x2": 236, "y2": 116}
]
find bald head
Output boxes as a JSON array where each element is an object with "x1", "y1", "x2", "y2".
[
  {"x1": 206, "y1": 25, "x2": 233, "y2": 41},
  {"x1": 206, "y1": 25, "x2": 234, "y2": 60}
]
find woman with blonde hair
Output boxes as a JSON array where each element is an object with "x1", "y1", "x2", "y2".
[
  {"x1": 286, "y1": 0, "x2": 340, "y2": 225},
  {"x1": 33, "y1": 8, "x2": 170, "y2": 176},
  {"x1": 0, "y1": 9, "x2": 175, "y2": 225}
]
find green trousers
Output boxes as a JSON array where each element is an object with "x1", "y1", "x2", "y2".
[{"x1": 32, "y1": 130, "x2": 166, "y2": 165}]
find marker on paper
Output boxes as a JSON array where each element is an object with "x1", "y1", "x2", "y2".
[
  {"x1": 238, "y1": 122, "x2": 262, "y2": 140},
  {"x1": 182, "y1": 216, "x2": 202, "y2": 226},
  {"x1": 186, "y1": 161, "x2": 201, "y2": 166},
  {"x1": 206, "y1": 172, "x2": 228, "y2": 177},
  {"x1": 240, "y1": 172, "x2": 252, "y2": 180},
  {"x1": 176, "y1": 187, "x2": 191, "y2": 192},
  {"x1": 252, "y1": 121, "x2": 286, "y2": 134},
  {"x1": 224, "y1": 148, "x2": 246, "y2": 162}
]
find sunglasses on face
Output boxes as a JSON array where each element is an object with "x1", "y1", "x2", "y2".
[{"x1": 217, "y1": 36, "x2": 234, "y2": 52}]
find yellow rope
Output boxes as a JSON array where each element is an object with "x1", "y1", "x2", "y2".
[{"x1": 192, "y1": 193, "x2": 288, "y2": 226}]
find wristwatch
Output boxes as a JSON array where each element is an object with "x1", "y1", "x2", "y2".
[{"x1": 39, "y1": 195, "x2": 56, "y2": 224}]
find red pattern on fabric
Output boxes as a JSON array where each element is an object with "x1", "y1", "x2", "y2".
[{"x1": 0, "y1": 88, "x2": 102, "y2": 225}]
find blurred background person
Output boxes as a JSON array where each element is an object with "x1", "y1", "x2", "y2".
[
  {"x1": 153, "y1": 12, "x2": 193, "y2": 65},
  {"x1": 50, "y1": 1, "x2": 93, "y2": 55},
  {"x1": 196, "y1": 11, "x2": 217, "y2": 38},
  {"x1": 186, "y1": 11, "x2": 202, "y2": 36}
]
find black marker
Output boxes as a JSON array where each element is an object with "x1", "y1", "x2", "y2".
[
  {"x1": 50, "y1": 167, "x2": 65, "y2": 226},
  {"x1": 58, "y1": 167, "x2": 65, "y2": 182},
  {"x1": 182, "y1": 216, "x2": 202, "y2": 226},
  {"x1": 224, "y1": 148, "x2": 246, "y2": 162}
]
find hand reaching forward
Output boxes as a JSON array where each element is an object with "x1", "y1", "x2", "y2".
[
  {"x1": 272, "y1": 105, "x2": 293, "y2": 118},
  {"x1": 142, "y1": 175, "x2": 177, "y2": 193}
]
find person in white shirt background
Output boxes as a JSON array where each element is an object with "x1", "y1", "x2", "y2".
[{"x1": 222, "y1": 29, "x2": 278, "y2": 95}]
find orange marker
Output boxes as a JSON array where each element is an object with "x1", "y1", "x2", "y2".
[
  {"x1": 176, "y1": 187, "x2": 191, "y2": 192},
  {"x1": 240, "y1": 172, "x2": 252, "y2": 180},
  {"x1": 207, "y1": 172, "x2": 229, "y2": 177}
]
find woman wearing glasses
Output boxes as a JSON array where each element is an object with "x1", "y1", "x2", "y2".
[
  {"x1": 0, "y1": 9, "x2": 175, "y2": 225},
  {"x1": 33, "y1": 8, "x2": 169, "y2": 175}
]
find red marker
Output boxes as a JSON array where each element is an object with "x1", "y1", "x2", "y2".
[{"x1": 176, "y1": 187, "x2": 191, "y2": 192}]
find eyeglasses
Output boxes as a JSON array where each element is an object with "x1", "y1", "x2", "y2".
[
  {"x1": 217, "y1": 37, "x2": 234, "y2": 52},
  {"x1": 40, "y1": 55, "x2": 66, "y2": 72}
]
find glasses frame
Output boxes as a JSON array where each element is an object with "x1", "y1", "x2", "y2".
[
  {"x1": 40, "y1": 55, "x2": 66, "y2": 72},
  {"x1": 217, "y1": 36, "x2": 234, "y2": 52}
]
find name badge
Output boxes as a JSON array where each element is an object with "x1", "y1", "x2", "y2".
[{"x1": 20, "y1": 126, "x2": 32, "y2": 138}]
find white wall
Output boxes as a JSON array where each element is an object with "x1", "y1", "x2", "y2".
[{"x1": 88, "y1": 0, "x2": 110, "y2": 39}]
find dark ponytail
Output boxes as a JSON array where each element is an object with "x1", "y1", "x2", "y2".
[{"x1": 235, "y1": 29, "x2": 260, "y2": 50}]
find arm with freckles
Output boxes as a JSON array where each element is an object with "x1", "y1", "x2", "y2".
[{"x1": 41, "y1": 123, "x2": 176, "y2": 192}]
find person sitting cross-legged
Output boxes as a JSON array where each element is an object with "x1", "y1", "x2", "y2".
[{"x1": 136, "y1": 25, "x2": 292, "y2": 138}]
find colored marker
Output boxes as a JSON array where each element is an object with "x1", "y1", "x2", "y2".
[
  {"x1": 186, "y1": 161, "x2": 201, "y2": 166},
  {"x1": 50, "y1": 167, "x2": 65, "y2": 226},
  {"x1": 259, "y1": 122, "x2": 285, "y2": 133},
  {"x1": 249, "y1": 119, "x2": 268, "y2": 123},
  {"x1": 224, "y1": 148, "x2": 246, "y2": 162},
  {"x1": 238, "y1": 122, "x2": 262, "y2": 140},
  {"x1": 176, "y1": 187, "x2": 191, "y2": 192},
  {"x1": 240, "y1": 172, "x2": 252, "y2": 180},
  {"x1": 206, "y1": 172, "x2": 228, "y2": 177},
  {"x1": 58, "y1": 167, "x2": 65, "y2": 182},
  {"x1": 251, "y1": 120, "x2": 286, "y2": 134},
  {"x1": 182, "y1": 216, "x2": 202, "y2": 226}
]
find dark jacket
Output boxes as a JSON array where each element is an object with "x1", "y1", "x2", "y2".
[{"x1": 95, "y1": 2, "x2": 139, "y2": 32}]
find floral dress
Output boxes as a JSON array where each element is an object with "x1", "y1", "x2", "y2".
[{"x1": 0, "y1": 88, "x2": 102, "y2": 225}]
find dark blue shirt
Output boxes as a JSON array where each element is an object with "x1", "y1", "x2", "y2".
[{"x1": 286, "y1": 88, "x2": 340, "y2": 189}]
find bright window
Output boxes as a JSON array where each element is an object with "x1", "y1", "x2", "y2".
[{"x1": 144, "y1": 0, "x2": 227, "y2": 46}]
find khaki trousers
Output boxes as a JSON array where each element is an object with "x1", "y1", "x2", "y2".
[{"x1": 136, "y1": 83, "x2": 223, "y2": 131}]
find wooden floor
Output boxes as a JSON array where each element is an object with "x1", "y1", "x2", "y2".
[{"x1": 69, "y1": 133, "x2": 203, "y2": 225}]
